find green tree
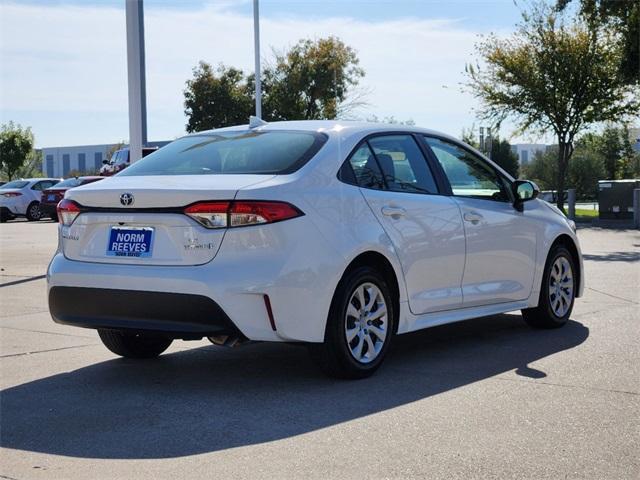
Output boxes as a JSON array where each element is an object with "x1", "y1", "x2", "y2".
[
  {"x1": 568, "y1": 137, "x2": 605, "y2": 200},
  {"x1": 489, "y1": 138, "x2": 520, "y2": 178},
  {"x1": 460, "y1": 125, "x2": 479, "y2": 149},
  {"x1": 522, "y1": 148, "x2": 559, "y2": 191},
  {"x1": 259, "y1": 36, "x2": 365, "y2": 121},
  {"x1": 0, "y1": 122, "x2": 35, "y2": 181},
  {"x1": 618, "y1": 124, "x2": 637, "y2": 179},
  {"x1": 583, "y1": 126, "x2": 638, "y2": 180},
  {"x1": 184, "y1": 37, "x2": 365, "y2": 130},
  {"x1": 16, "y1": 149, "x2": 43, "y2": 179},
  {"x1": 595, "y1": 127, "x2": 623, "y2": 180},
  {"x1": 184, "y1": 62, "x2": 253, "y2": 132},
  {"x1": 558, "y1": 0, "x2": 639, "y2": 85},
  {"x1": 460, "y1": 127, "x2": 520, "y2": 177},
  {"x1": 465, "y1": 2, "x2": 639, "y2": 209}
]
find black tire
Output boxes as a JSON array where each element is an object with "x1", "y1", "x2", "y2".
[
  {"x1": 51, "y1": 212, "x2": 59, "y2": 222},
  {"x1": 98, "y1": 329, "x2": 173, "y2": 359},
  {"x1": 0, "y1": 211, "x2": 7, "y2": 223},
  {"x1": 522, "y1": 245, "x2": 576, "y2": 329},
  {"x1": 310, "y1": 266, "x2": 396, "y2": 379},
  {"x1": 26, "y1": 202, "x2": 41, "y2": 221}
]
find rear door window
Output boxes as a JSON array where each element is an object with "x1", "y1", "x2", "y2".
[
  {"x1": 368, "y1": 135, "x2": 438, "y2": 194},
  {"x1": 119, "y1": 131, "x2": 327, "y2": 176}
]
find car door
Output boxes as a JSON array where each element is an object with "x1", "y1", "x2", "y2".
[
  {"x1": 30, "y1": 181, "x2": 47, "y2": 202},
  {"x1": 423, "y1": 136, "x2": 537, "y2": 308},
  {"x1": 344, "y1": 134, "x2": 466, "y2": 315}
]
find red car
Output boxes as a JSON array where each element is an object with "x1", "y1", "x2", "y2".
[{"x1": 41, "y1": 176, "x2": 104, "y2": 221}]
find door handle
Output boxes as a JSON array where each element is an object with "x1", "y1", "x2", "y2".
[
  {"x1": 381, "y1": 206, "x2": 406, "y2": 218},
  {"x1": 463, "y1": 211, "x2": 483, "y2": 224}
]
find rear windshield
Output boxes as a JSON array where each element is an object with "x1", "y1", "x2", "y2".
[
  {"x1": 1, "y1": 181, "x2": 28, "y2": 189},
  {"x1": 118, "y1": 130, "x2": 327, "y2": 176},
  {"x1": 55, "y1": 178, "x2": 84, "y2": 188}
]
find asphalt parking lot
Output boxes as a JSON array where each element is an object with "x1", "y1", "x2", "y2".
[{"x1": 1, "y1": 220, "x2": 638, "y2": 479}]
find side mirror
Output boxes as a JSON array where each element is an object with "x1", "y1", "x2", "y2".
[
  {"x1": 102, "y1": 159, "x2": 108, "y2": 164},
  {"x1": 513, "y1": 180, "x2": 539, "y2": 211}
]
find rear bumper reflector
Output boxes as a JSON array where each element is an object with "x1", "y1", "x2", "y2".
[{"x1": 263, "y1": 294, "x2": 277, "y2": 331}]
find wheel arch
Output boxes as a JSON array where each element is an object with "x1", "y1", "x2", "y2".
[
  {"x1": 548, "y1": 234, "x2": 582, "y2": 298},
  {"x1": 330, "y1": 251, "x2": 402, "y2": 336}
]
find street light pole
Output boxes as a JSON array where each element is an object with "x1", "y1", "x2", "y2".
[
  {"x1": 253, "y1": 0, "x2": 262, "y2": 119},
  {"x1": 125, "y1": 0, "x2": 147, "y2": 163}
]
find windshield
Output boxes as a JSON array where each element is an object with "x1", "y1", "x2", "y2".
[
  {"x1": 1, "y1": 180, "x2": 29, "y2": 189},
  {"x1": 111, "y1": 149, "x2": 128, "y2": 165},
  {"x1": 118, "y1": 130, "x2": 327, "y2": 176}
]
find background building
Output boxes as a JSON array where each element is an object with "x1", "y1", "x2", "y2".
[
  {"x1": 41, "y1": 141, "x2": 170, "y2": 177},
  {"x1": 510, "y1": 143, "x2": 549, "y2": 165}
]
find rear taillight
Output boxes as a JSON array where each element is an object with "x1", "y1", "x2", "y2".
[
  {"x1": 57, "y1": 199, "x2": 81, "y2": 226},
  {"x1": 184, "y1": 201, "x2": 303, "y2": 229},
  {"x1": 184, "y1": 201, "x2": 229, "y2": 228},
  {"x1": 2, "y1": 192, "x2": 22, "y2": 197}
]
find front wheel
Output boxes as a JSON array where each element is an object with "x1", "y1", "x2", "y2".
[
  {"x1": 98, "y1": 329, "x2": 173, "y2": 359},
  {"x1": 310, "y1": 266, "x2": 395, "y2": 379},
  {"x1": 522, "y1": 245, "x2": 576, "y2": 329},
  {"x1": 26, "y1": 202, "x2": 41, "y2": 221}
]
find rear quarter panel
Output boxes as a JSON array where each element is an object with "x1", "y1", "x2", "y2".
[{"x1": 235, "y1": 135, "x2": 408, "y2": 341}]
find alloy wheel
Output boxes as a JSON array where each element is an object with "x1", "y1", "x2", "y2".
[
  {"x1": 548, "y1": 256, "x2": 574, "y2": 318},
  {"x1": 344, "y1": 282, "x2": 388, "y2": 364},
  {"x1": 29, "y1": 203, "x2": 41, "y2": 220}
]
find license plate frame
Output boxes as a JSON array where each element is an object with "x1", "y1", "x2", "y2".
[
  {"x1": 47, "y1": 194, "x2": 56, "y2": 201},
  {"x1": 106, "y1": 226, "x2": 154, "y2": 258}
]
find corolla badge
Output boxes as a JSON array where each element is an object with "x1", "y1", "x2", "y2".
[{"x1": 120, "y1": 193, "x2": 134, "y2": 206}]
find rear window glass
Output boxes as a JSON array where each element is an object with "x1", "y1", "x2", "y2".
[
  {"x1": 118, "y1": 131, "x2": 327, "y2": 176},
  {"x1": 55, "y1": 178, "x2": 84, "y2": 188},
  {"x1": 1, "y1": 181, "x2": 28, "y2": 189}
]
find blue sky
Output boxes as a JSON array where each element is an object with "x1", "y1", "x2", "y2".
[{"x1": 1, "y1": 0, "x2": 533, "y2": 148}]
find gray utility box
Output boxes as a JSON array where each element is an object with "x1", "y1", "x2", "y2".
[{"x1": 598, "y1": 179, "x2": 640, "y2": 220}]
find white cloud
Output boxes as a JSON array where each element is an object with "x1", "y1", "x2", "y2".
[{"x1": 0, "y1": 1, "x2": 518, "y2": 146}]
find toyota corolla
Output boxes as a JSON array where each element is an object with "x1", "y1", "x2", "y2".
[{"x1": 47, "y1": 120, "x2": 583, "y2": 378}]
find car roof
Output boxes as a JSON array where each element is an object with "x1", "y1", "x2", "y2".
[
  {"x1": 15, "y1": 178, "x2": 60, "y2": 183},
  {"x1": 189, "y1": 120, "x2": 461, "y2": 143}
]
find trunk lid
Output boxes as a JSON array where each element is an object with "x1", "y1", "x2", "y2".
[
  {"x1": 62, "y1": 174, "x2": 274, "y2": 266},
  {"x1": 42, "y1": 188, "x2": 66, "y2": 204}
]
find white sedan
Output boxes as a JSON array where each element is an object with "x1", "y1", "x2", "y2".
[
  {"x1": 0, "y1": 178, "x2": 61, "y2": 222},
  {"x1": 47, "y1": 121, "x2": 583, "y2": 378}
]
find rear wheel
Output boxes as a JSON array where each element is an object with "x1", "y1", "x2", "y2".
[
  {"x1": 26, "y1": 202, "x2": 41, "y2": 221},
  {"x1": 522, "y1": 245, "x2": 576, "y2": 329},
  {"x1": 310, "y1": 266, "x2": 395, "y2": 379},
  {"x1": 98, "y1": 329, "x2": 173, "y2": 359}
]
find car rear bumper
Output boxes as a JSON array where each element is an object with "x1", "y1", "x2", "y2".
[
  {"x1": 40, "y1": 203, "x2": 57, "y2": 216},
  {"x1": 0, "y1": 206, "x2": 16, "y2": 219},
  {"x1": 49, "y1": 286, "x2": 242, "y2": 338}
]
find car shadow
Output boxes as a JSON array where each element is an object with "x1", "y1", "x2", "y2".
[{"x1": 0, "y1": 314, "x2": 588, "y2": 459}]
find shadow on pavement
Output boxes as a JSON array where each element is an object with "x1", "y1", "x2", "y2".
[
  {"x1": 0, "y1": 314, "x2": 588, "y2": 459},
  {"x1": 583, "y1": 251, "x2": 640, "y2": 263}
]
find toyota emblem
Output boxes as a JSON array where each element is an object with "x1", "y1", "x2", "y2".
[{"x1": 120, "y1": 193, "x2": 134, "y2": 206}]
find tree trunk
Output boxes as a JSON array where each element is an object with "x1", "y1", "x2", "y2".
[{"x1": 556, "y1": 140, "x2": 569, "y2": 212}]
